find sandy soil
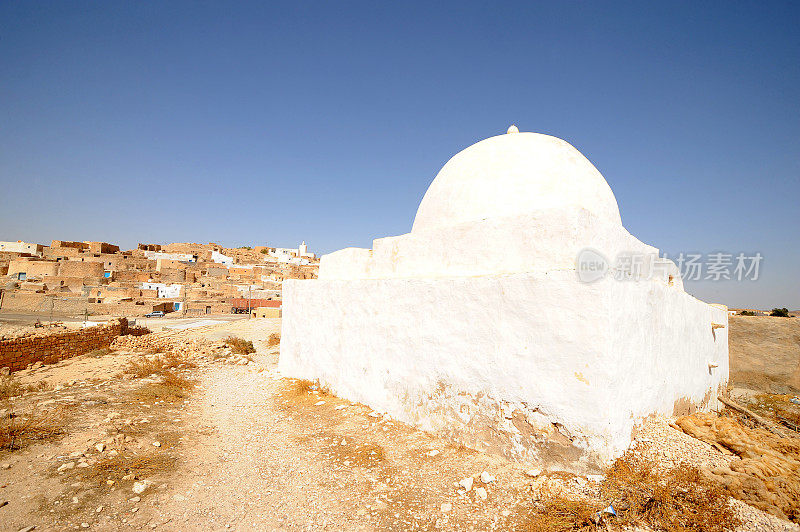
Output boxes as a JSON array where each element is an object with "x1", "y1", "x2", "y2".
[{"x1": 0, "y1": 318, "x2": 796, "y2": 531}]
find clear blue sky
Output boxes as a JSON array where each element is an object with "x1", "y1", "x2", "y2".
[{"x1": 1, "y1": 1, "x2": 798, "y2": 309}]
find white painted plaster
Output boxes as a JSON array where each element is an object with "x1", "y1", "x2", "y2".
[
  {"x1": 211, "y1": 250, "x2": 234, "y2": 266},
  {"x1": 144, "y1": 251, "x2": 195, "y2": 263}
]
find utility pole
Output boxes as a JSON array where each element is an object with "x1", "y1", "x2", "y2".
[
  {"x1": 49, "y1": 295, "x2": 54, "y2": 327},
  {"x1": 247, "y1": 285, "x2": 251, "y2": 316}
]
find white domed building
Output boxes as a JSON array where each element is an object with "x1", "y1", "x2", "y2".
[{"x1": 279, "y1": 128, "x2": 728, "y2": 471}]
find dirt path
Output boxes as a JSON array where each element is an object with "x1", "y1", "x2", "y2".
[{"x1": 153, "y1": 319, "x2": 543, "y2": 531}]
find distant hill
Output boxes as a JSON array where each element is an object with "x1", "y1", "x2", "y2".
[{"x1": 729, "y1": 315, "x2": 800, "y2": 394}]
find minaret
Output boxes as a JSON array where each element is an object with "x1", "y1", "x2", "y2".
[{"x1": 299, "y1": 241, "x2": 307, "y2": 256}]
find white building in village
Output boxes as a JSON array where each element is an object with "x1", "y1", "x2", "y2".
[
  {"x1": 140, "y1": 282, "x2": 183, "y2": 299},
  {"x1": 267, "y1": 241, "x2": 316, "y2": 265},
  {"x1": 0, "y1": 241, "x2": 44, "y2": 256},
  {"x1": 279, "y1": 127, "x2": 729, "y2": 472},
  {"x1": 211, "y1": 250, "x2": 234, "y2": 266}
]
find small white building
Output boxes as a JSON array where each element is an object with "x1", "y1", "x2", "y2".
[
  {"x1": 0, "y1": 241, "x2": 43, "y2": 256},
  {"x1": 211, "y1": 250, "x2": 234, "y2": 266},
  {"x1": 266, "y1": 242, "x2": 316, "y2": 265},
  {"x1": 279, "y1": 128, "x2": 729, "y2": 472},
  {"x1": 140, "y1": 282, "x2": 183, "y2": 299}
]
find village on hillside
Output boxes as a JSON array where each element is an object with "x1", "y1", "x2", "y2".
[{"x1": 0, "y1": 239, "x2": 318, "y2": 320}]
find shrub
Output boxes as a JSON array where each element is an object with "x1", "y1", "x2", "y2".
[
  {"x1": 267, "y1": 333, "x2": 280, "y2": 347},
  {"x1": 601, "y1": 453, "x2": 739, "y2": 532},
  {"x1": 135, "y1": 370, "x2": 194, "y2": 403},
  {"x1": 123, "y1": 352, "x2": 195, "y2": 378},
  {"x1": 0, "y1": 409, "x2": 64, "y2": 450},
  {"x1": 86, "y1": 347, "x2": 113, "y2": 358},
  {"x1": 770, "y1": 308, "x2": 790, "y2": 317},
  {"x1": 0, "y1": 376, "x2": 51, "y2": 400},
  {"x1": 224, "y1": 336, "x2": 256, "y2": 355},
  {"x1": 739, "y1": 310, "x2": 756, "y2": 316}
]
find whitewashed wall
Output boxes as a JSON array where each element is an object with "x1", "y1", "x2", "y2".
[{"x1": 280, "y1": 273, "x2": 727, "y2": 471}]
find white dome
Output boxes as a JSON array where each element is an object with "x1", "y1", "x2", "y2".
[{"x1": 412, "y1": 132, "x2": 622, "y2": 232}]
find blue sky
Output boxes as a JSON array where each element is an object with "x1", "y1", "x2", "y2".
[{"x1": 1, "y1": 1, "x2": 798, "y2": 309}]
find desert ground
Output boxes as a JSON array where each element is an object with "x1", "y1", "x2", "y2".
[
  {"x1": 0, "y1": 316, "x2": 797, "y2": 531},
  {"x1": 729, "y1": 315, "x2": 800, "y2": 395}
]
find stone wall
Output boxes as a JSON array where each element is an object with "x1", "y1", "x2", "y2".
[{"x1": 0, "y1": 318, "x2": 150, "y2": 372}]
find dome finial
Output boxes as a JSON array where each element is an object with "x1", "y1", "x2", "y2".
[{"x1": 507, "y1": 124, "x2": 519, "y2": 134}]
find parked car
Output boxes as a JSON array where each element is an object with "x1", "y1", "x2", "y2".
[{"x1": 145, "y1": 311, "x2": 165, "y2": 318}]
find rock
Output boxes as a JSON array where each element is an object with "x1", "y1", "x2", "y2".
[
  {"x1": 96, "y1": 506, "x2": 104, "y2": 513},
  {"x1": 69, "y1": 451, "x2": 83, "y2": 458},
  {"x1": 368, "y1": 412, "x2": 380, "y2": 418},
  {"x1": 77, "y1": 462, "x2": 90, "y2": 468},
  {"x1": 480, "y1": 471, "x2": 495, "y2": 484},
  {"x1": 57, "y1": 462, "x2": 75, "y2": 472},
  {"x1": 132, "y1": 480, "x2": 151, "y2": 494},
  {"x1": 426, "y1": 450, "x2": 440, "y2": 457},
  {"x1": 81, "y1": 523, "x2": 89, "y2": 528},
  {"x1": 95, "y1": 443, "x2": 106, "y2": 453},
  {"x1": 502, "y1": 510, "x2": 511, "y2": 517},
  {"x1": 334, "y1": 405, "x2": 346, "y2": 410},
  {"x1": 459, "y1": 477, "x2": 474, "y2": 491},
  {"x1": 1, "y1": 463, "x2": 10, "y2": 469},
  {"x1": 475, "y1": 487, "x2": 488, "y2": 500},
  {"x1": 152, "y1": 441, "x2": 161, "y2": 447},
  {"x1": 440, "y1": 502, "x2": 452, "y2": 512},
  {"x1": 524, "y1": 468, "x2": 542, "y2": 477},
  {"x1": 314, "y1": 401, "x2": 325, "y2": 406},
  {"x1": 172, "y1": 494, "x2": 187, "y2": 502},
  {"x1": 128, "y1": 496, "x2": 141, "y2": 503},
  {"x1": 18, "y1": 527, "x2": 36, "y2": 532}
]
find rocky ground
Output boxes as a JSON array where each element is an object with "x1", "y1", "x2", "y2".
[{"x1": 0, "y1": 318, "x2": 796, "y2": 531}]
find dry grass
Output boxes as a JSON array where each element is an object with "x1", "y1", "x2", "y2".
[
  {"x1": 81, "y1": 449, "x2": 178, "y2": 483},
  {"x1": 279, "y1": 378, "x2": 318, "y2": 402},
  {"x1": 524, "y1": 497, "x2": 599, "y2": 531},
  {"x1": 134, "y1": 370, "x2": 195, "y2": 403},
  {"x1": 600, "y1": 453, "x2": 739, "y2": 532},
  {"x1": 521, "y1": 453, "x2": 738, "y2": 532},
  {"x1": 123, "y1": 351, "x2": 196, "y2": 378},
  {"x1": 0, "y1": 375, "x2": 51, "y2": 400},
  {"x1": 85, "y1": 347, "x2": 114, "y2": 358},
  {"x1": 267, "y1": 332, "x2": 280, "y2": 347},
  {"x1": 123, "y1": 351, "x2": 196, "y2": 403},
  {"x1": 224, "y1": 336, "x2": 256, "y2": 355},
  {"x1": 0, "y1": 408, "x2": 64, "y2": 450},
  {"x1": 0, "y1": 376, "x2": 24, "y2": 401}
]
